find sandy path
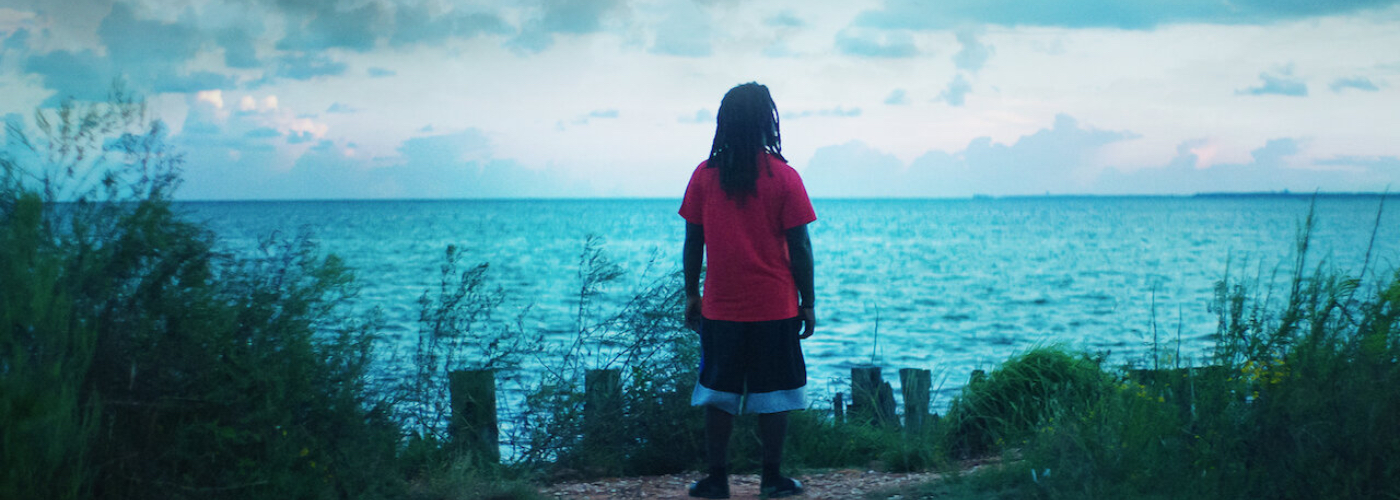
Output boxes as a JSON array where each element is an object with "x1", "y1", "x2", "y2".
[{"x1": 539, "y1": 469, "x2": 942, "y2": 499}]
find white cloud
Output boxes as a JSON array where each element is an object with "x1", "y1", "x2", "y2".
[
  {"x1": 3, "y1": 1, "x2": 1398, "y2": 199},
  {"x1": 196, "y1": 89, "x2": 223, "y2": 109}
]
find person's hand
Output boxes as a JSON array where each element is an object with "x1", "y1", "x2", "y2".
[
  {"x1": 685, "y1": 296, "x2": 702, "y2": 332},
  {"x1": 798, "y1": 306, "x2": 815, "y2": 339}
]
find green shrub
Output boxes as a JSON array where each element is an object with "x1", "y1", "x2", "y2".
[{"x1": 939, "y1": 347, "x2": 1115, "y2": 458}]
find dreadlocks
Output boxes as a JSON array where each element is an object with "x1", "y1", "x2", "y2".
[{"x1": 708, "y1": 82, "x2": 785, "y2": 204}]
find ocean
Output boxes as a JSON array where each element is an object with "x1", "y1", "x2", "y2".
[{"x1": 183, "y1": 196, "x2": 1398, "y2": 407}]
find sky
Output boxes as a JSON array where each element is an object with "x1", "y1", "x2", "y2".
[{"x1": 1, "y1": 0, "x2": 1399, "y2": 200}]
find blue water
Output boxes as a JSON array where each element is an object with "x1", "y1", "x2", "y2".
[{"x1": 182, "y1": 196, "x2": 1399, "y2": 407}]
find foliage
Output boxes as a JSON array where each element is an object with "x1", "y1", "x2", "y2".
[
  {"x1": 397, "y1": 244, "x2": 540, "y2": 441},
  {"x1": 2, "y1": 91, "x2": 401, "y2": 499},
  {"x1": 937, "y1": 347, "x2": 1115, "y2": 459},
  {"x1": 0, "y1": 192, "x2": 98, "y2": 500},
  {"x1": 507, "y1": 239, "x2": 700, "y2": 476},
  {"x1": 891, "y1": 201, "x2": 1400, "y2": 500}
]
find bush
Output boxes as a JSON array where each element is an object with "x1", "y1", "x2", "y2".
[
  {"x1": 2, "y1": 92, "x2": 401, "y2": 499},
  {"x1": 938, "y1": 347, "x2": 1115, "y2": 459}
]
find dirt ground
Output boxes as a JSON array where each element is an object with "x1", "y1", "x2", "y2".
[{"x1": 538, "y1": 469, "x2": 943, "y2": 499}]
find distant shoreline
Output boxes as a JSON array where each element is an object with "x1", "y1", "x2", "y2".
[{"x1": 166, "y1": 191, "x2": 1400, "y2": 203}]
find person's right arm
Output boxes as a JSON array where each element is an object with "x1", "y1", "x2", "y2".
[
  {"x1": 684, "y1": 222, "x2": 704, "y2": 331},
  {"x1": 785, "y1": 224, "x2": 815, "y2": 339}
]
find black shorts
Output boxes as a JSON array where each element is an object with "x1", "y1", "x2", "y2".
[{"x1": 691, "y1": 316, "x2": 807, "y2": 414}]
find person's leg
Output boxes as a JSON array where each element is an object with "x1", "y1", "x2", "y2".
[
  {"x1": 759, "y1": 410, "x2": 802, "y2": 497},
  {"x1": 758, "y1": 410, "x2": 787, "y2": 481},
  {"x1": 706, "y1": 405, "x2": 735, "y2": 476},
  {"x1": 690, "y1": 405, "x2": 735, "y2": 498}
]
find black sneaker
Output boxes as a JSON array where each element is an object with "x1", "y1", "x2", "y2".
[
  {"x1": 760, "y1": 476, "x2": 803, "y2": 498},
  {"x1": 688, "y1": 475, "x2": 730, "y2": 499}
]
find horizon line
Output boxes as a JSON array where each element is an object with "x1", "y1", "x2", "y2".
[{"x1": 168, "y1": 191, "x2": 1400, "y2": 203}]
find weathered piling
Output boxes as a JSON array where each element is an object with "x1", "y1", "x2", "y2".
[
  {"x1": 582, "y1": 368, "x2": 623, "y2": 467},
  {"x1": 448, "y1": 369, "x2": 499, "y2": 463},
  {"x1": 851, "y1": 367, "x2": 897, "y2": 427},
  {"x1": 900, "y1": 368, "x2": 931, "y2": 434},
  {"x1": 970, "y1": 369, "x2": 987, "y2": 385},
  {"x1": 833, "y1": 392, "x2": 845, "y2": 424}
]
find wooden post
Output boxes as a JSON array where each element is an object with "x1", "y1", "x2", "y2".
[
  {"x1": 448, "y1": 369, "x2": 499, "y2": 463},
  {"x1": 878, "y1": 381, "x2": 896, "y2": 428},
  {"x1": 970, "y1": 369, "x2": 986, "y2": 385},
  {"x1": 583, "y1": 368, "x2": 623, "y2": 469},
  {"x1": 851, "y1": 367, "x2": 896, "y2": 427},
  {"x1": 851, "y1": 367, "x2": 878, "y2": 426},
  {"x1": 585, "y1": 368, "x2": 623, "y2": 425},
  {"x1": 833, "y1": 392, "x2": 845, "y2": 424},
  {"x1": 900, "y1": 368, "x2": 931, "y2": 434}
]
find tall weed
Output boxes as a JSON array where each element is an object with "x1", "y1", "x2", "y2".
[{"x1": 2, "y1": 90, "x2": 401, "y2": 499}]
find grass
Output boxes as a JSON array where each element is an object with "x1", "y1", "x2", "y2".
[
  {"x1": 878, "y1": 202, "x2": 1400, "y2": 500},
  {"x1": 7, "y1": 89, "x2": 1396, "y2": 500}
]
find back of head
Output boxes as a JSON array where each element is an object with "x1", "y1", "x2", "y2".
[{"x1": 709, "y1": 82, "x2": 785, "y2": 203}]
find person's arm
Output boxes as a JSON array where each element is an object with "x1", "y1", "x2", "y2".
[
  {"x1": 786, "y1": 224, "x2": 815, "y2": 339},
  {"x1": 683, "y1": 222, "x2": 704, "y2": 331}
]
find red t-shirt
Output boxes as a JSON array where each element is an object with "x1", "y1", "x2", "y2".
[{"x1": 678, "y1": 153, "x2": 817, "y2": 322}]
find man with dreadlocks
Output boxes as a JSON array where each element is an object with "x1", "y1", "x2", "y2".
[{"x1": 679, "y1": 82, "x2": 816, "y2": 499}]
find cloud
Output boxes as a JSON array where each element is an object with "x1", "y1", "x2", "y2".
[
  {"x1": 274, "y1": 53, "x2": 348, "y2": 80},
  {"x1": 1315, "y1": 155, "x2": 1400, "y2": 170},
  {"x1": 568, "y1": 109, "x2": 620, "y2": 126},
  {"x1": 803, "y1": 114, "x2": 1139, "y2": 197},
  {"x1": 1093, "y1": 137, "x2": 1357, "y2": 194},
  {"x1": 152, "y1": 71, "x2": 238, "y2": 93},
  {"x1": 245, "y1": 127, "x2": 281, "y2": 138},
  {"x1": 952, "y1": 30, "x2": 993, "y2": 73},
  {"x1": 835, "y1": 28, "x2": 918, "y2": 58},
  {"x1": 388, "y1": 2, "x2": 509, "y2": 47},
  {"x1": 511, "y1": 0, "x2": 624, "y2": 53},
  {"x1": 260, "y1": 130, "x2": 588, "y2": 199},
  {"x1": 884, "y1": 89, "x2": 908, "y2": 105},
  {"x1": 216, "y1": 28, "x2": 261, "y2": 69},
  {"x1": 762, "y1": 40, "x2": 798, "y2": 58},
  {"x1": 852, "y1": 0, "x2": 1400, "y2": 30},
  {"x1": 1330, "y1": 76, "x2": 1380, "y2": 92},
  {"x1": 786, "y1": 107, "x2": 862, "y2": 119},
  {"x1": 275, "y1": 1, "x2": 385, "y2": 53},
  {"x1": 939, "y1": 74, "x2": 972, "y2": 106},
  {"x1": 1237, "y1": 67, "x2": 1308, "y2": 96},
  {"x1": 173, "y1": 97, "x2": 589, "y2": 199},
  {"x1": 4, "y1": 27, "x2": 29, "y2": 51},
  {"x1": 367, "y1": 67, "x2": 396, "y2": 78},
  {"x1": 679, "y1": 109, "x2": 713, "y2": 124},
  {"x1": 97, "y1": 2, "x2": 200, "y2": 68},
  {"x1": 287, "y1": 130, "x2": 315, "y2": 144},
  {"x1": 802, "y1": 141, "x2": 906, "y2": 197},
  {"x1": 23, "y1": 3, "x2": 235, "y2": 103},
  {"x1": 23, "y1": 50, "x2": 115, "y2": 104},
  {"x1": 650, "y1": 1, "x2": 712, "y2": 57},
  {"x1": 326, "y1": 102, "x2": 359, "y2": 114},
  {"x1": 765, "y1": 11, "x2": 804, "y2": 28}
]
